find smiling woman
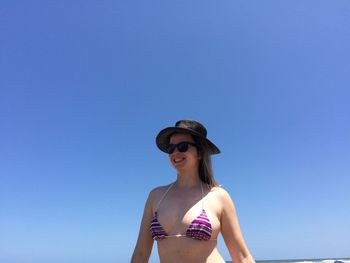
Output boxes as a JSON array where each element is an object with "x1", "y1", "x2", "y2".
[{"x1": 130, "y1": 120, "x2": 255, "y2": 263}]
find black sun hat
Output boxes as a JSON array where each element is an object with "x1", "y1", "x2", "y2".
[{"x1": 156, "y1": 120, "x2": 221, "y2": 154}]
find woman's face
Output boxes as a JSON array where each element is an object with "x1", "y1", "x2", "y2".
[{"x1": 168, "y1": 133, "x2": 201, "y2": 172}]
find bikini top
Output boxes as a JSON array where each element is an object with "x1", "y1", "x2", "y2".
[{"x1": 150, "y1": 183, "x2": 213, "y2": 241}]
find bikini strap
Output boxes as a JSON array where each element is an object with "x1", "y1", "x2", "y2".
[
  {"x1": 200, "y1": 183, "x2": 205, "y2": 210},
  {"x1": 155, "y1": 183, "x2": 174, "y2": 212}
]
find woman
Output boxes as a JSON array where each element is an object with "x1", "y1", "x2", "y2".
[{"x1": 131, "y1": 120, "x2": 255, "y2": 263}]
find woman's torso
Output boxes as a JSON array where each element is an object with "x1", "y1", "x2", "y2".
[{"x1": 151, "y1": 183, "x2": 226, "y2": 263}]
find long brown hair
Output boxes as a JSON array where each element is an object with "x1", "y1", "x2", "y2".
[{"x1": 193, "y1": 136, "x2": 219, "y2": 188}]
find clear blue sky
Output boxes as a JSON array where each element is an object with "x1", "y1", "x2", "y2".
[{"x1": 1, "y1": 1, "x2": 349, "y2": 263}]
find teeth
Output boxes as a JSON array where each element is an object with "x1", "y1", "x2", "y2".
[{"x1": 174, "y1": 158, "x2": 184, "y2": 163}]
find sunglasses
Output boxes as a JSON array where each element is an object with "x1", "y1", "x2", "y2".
[{"x1": 166, "y1": 141, "x2": 197, "y2": 154}]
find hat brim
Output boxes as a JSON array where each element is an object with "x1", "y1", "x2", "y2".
[{"x1": 156, "y1": 127, "x2": 220, "y2": 154}]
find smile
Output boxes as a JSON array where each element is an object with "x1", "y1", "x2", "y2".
[{"x1": 173, "y1": 158, "x2": 185, "y2": 163}]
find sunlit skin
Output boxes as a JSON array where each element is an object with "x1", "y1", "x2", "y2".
[
  {"x1": 131, "y1": 133, "x2": 255, "y2": 263},
  {"x1": 168, "y1": 133, "x2": 202, "y2": 187}
]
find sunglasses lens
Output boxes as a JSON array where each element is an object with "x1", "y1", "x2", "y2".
[
  {"x1": 177, "y1": 142, "x2": 189, "y2": 152},
  {"x1": 167, "y1": 144, "x2": 176, "y2": 154},
  {"x1": 167, "y1": 142, "x2": 194, "y2": 154}
]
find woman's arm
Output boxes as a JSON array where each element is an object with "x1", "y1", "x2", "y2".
[
  {"x1": 220, "y1": 188, "x2": 255, "y2": 263},
  {"x1": 130, "y1": 190, "x2": 155, "y2": 263}
]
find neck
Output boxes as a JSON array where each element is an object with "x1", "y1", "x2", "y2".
[{"x1": 175, "y1": 171, "x2": 202, "y2": 189}]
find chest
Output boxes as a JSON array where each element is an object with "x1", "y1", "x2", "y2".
[{"x1": 154, "y1": 192, "x2": 221, "y2": 235}]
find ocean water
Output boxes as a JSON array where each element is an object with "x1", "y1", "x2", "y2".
[{"x1": 226, "y1": 259, "x2": 350, "y2": 263}]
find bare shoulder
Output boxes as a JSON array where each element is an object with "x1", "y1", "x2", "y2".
[
  {"x1": 207, "y1": 186, "x2": 239, "y2": 225},
  {"x1": 206, "y1": 186, "x2": 230, "y2": 205},
  {"x1": 150, "y1": 183, "x2": 173, "y2": 196},
  {"x1": 209, "y1": 186, "x2": 232, "y2": 201},
  {"x1": 205, "y1": 186, "x2": 234, "y2": 220},
  {"x1": 148, "y1": 183, "x2": 173, "y2": 207}
]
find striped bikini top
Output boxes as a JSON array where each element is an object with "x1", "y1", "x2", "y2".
[{"x1": 150, "y1": 183, "x2": 213, "y2": 241}]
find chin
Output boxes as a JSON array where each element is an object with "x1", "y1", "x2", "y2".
[{"x1": 172, "y1": 165, "x2": 184, "y2": 172}]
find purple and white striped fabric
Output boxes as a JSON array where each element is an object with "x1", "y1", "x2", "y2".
[
  {"x1": 150, "y1": 209, "x2": 212, "y2": 241},
  {"x1": 186, "y1": 209, "x2": 212, "y2": 241},
  {"x1": 150, "y1": 212, "x2": 167, "y2": 240}
]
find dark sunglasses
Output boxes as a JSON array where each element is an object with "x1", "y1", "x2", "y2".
[{"x1": 166, "y1": 141, "x2": 197, "y2": 154}]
